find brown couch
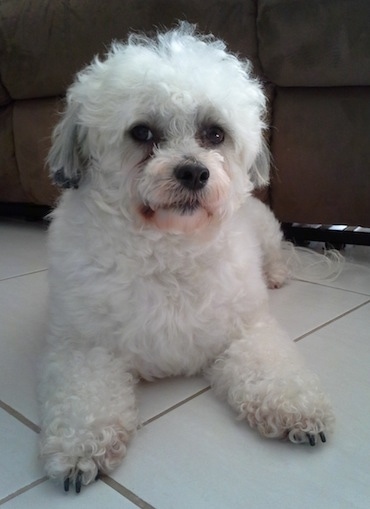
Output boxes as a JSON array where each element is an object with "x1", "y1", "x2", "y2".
[{"x1": 1, "y1": 0, "x2": 369, "y2": 232}]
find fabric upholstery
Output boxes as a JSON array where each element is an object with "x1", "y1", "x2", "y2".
[
  {"x1": 258, "y1": 0, "x2": 370, "y2": 87},
  {"x1": 0, "y1": 0, "x2": 369, "y2": 226},
  {"x1": 270, "y1": 87, "x2": 370, "y2": 225}
]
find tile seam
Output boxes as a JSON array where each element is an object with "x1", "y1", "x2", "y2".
[
  {"x1": 0, "y1": 400, "x2": 40, "y2": 433},
  {"x1": 0, "y1": 268, "x2": 48, "y2": 283},
  {"x1": 292, "y1": 277, "x2": 370, "y2": 298},
  {"x1": 102, "y1": 476, "x2": 157, "y2": 509},
  {"x1": 291, "y1": 274, "x2": 370, "y2": 297},
  {"x1": 141, "y1": 386, "x2": 211, "y2": 427},
  {"x1": 0, "y1": 477, "x2": 48, "y2": 505},
  {"x1": 294, "y1": 299, "x2": 370, "y2": 343}
]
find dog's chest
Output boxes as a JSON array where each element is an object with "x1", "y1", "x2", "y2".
[
  {"x1": 126, "y1": 263, "x2": 231, "y2": 333},
  {"x1": 117, "y1": 257, "x2": 245, "y2": 376}
]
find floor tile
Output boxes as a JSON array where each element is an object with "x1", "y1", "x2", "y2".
[
  {"x1": 2, "y1": 478, "x2": 138, "y2": 508},
  {"x1": 137, "y1": 376, "x2": 209, "y2": 424},
  {"x1": 0, "y1": 220, "x2": 48, "y2": 280},
  {"x1": 343, "y1": 245, "x2": 370, "y2": 265},
  {"x1": 110, "y1": 304, "x2": 370, "y2": 509},
  {"x1": 109, "y1": 392, "x2": 336, "y2": 509},
  {"x1": 289, "y1": 244, "x2": 370, "y2": 295},
  {"x1": 0, "y1": 272, "x2": 48, "y2": 426},
  {"x1": 0, "y1": 270, "x2": 207, "y2": 430},
  {"x1": 268, "y1": 279, "x2": 367, "y2": 340},
  {"x1": 320, "y1": 245, "x2": 370, "y2": 295},
  {"x1": 297, "y1": 301, "x2": 370, "y2": 496},
  {"x1": 1, "y1": 221, "x2": 369, "y2": 508},
  {"x1": 0, "y1": 409, "x2": 44, "y2": 502}
]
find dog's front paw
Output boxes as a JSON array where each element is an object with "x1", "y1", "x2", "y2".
[
  {"x1": 284, "y1": 387, "x2": 335, "y2": 446},
  {"x1": 63, "y1": 469, "x2": 100, "y2": 494},
  {"x1": 240, "y1": 378, "x2": 335, "y2": 446},
  {"x1": 252, "y1": 403, "x2": 335, "y2": 446},
  {"x1": 288, "y1": 427, "x2": 329, "y2": 446},
  {"x1": 40, "y1": 423, "x2": 131, "y2": 493}
]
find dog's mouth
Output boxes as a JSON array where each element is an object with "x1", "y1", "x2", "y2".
[
  {"x1": 141, "y1": 200, "x2": 200, "y2": 217},
  {"x1": 139, "y1": 200, "x2": 211, "y2": 234}
]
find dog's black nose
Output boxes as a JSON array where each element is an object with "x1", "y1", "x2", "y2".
[{"x1": 174, "y1": 162, "x2": 210, "y2": 191}]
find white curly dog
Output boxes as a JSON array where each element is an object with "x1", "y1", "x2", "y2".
[{"x1": 39, "y1": 23, "x2": 334, "y2": 492}]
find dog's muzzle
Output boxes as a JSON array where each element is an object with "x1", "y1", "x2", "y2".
[
  {"x1": 174, "y1": 161, "x2": 210, "y2": 191},
  {"x1": 137, "y1": 158, "x2": 219, "y2": 234}
]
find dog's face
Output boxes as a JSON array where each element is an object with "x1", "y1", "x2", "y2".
[{"x1": 49, "y1": 23, "x2": 269, "y2": 235}]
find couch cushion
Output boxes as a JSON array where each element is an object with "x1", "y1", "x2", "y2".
[
  {"x1": 0, "y1": 80, "x2": 10, "y2": 107},
  {"x1": 0, "y1": 0, "x2": 260, "y2": 100},
  {"x1": 0, "y1": 105, "x2": 29, "y2": 203},
  {"x1": 13, "y1": 98, "x2": 60, "y2": 205},
  {"x1": 258, "y1": 0, "x2": 370, "y2": 87},
  {"x1": 270, "y1": 87, "x2": 370, "y2": 226}
]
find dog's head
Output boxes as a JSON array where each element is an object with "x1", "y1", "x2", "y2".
[{"x1": 49, "y1": 22, "x2": 269, "y2": 235}]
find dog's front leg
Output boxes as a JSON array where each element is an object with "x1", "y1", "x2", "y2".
[
  {"x1": 208, "y1": 316, "x2": 335, "y2": 445},
  {"x1": 39, "y1": 344, "x2": 138, "y2": 492}
]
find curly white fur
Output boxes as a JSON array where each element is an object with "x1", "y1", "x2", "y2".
[{"x1": 39, "y1": 23, "x2": 334, "y2": 491}]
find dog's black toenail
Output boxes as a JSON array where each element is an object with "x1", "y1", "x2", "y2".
[
  {"x1": 319, "y1": 432, "x2": 326, "y2": 443},
  {"x1": 64, "y1": 477, "x2": 70, "y2": 492},
  {"x1": 307, "y1": 433, "x2": 316, "y2": 446},
  {"x1": 75, "y1": 471, "x2": 82, "y2": 493}
]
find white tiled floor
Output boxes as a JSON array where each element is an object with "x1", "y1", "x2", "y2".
[{"x1": 1, "y1": 218, "x2": 369, "y2": 508}]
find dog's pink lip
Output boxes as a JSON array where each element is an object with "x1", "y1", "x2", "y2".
[
  {"x1": 138, "y1": 202, "x2": 213, "y2": 233},
  {"x1": 139, "y1": 201, "x2": 201, "y2": 217},
  {"x1": 140, "y1": 204, "x2": 155, "y2": 219}
]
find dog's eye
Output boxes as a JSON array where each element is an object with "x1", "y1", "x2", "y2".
[
  {"x1": 203, "y1": 125, "x2": 225, "y2": 145},
  {"x1": 130, "y1": 125, "x2": 154, "y2": 143}
]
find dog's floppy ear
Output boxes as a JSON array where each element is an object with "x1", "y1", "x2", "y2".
[
  {"x1": 249, "y1": 139, "x2": 270, "y2": 189},
  {"x1": 48, "y1": 100, "x2": 87, "y2": 189}
]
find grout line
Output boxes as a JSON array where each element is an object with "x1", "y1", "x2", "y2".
[
  {"x1": 0, "y1": 477, "x2": 48, "y2": 505},
  {"x1": 0, "y1": 268, "x2": 48, "y2": 283},
  {"x1": 294, "y1": 299, "x2": 370, "y2": 343},
  {"x1": 292, "y1": 277, "x2": 370, "y2": 298},
  {"x1": 142, "y1": 385, "x2": 211, "y2": 427},
  {"x1": 0, "y1": 400, "x2": 40, "y2": 434},
  {"x1": 102, "y1": 476, "x2": 157, "y2": 509}
]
